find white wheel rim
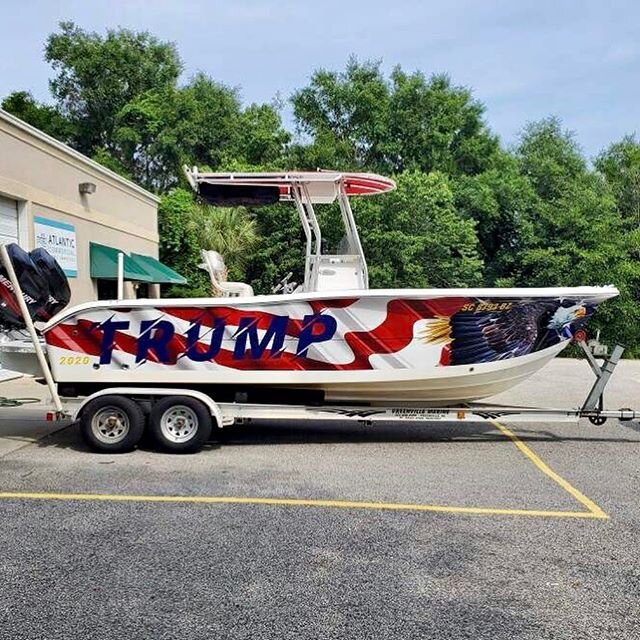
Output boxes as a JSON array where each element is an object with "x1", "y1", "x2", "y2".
[
  {"x1": 160, "y1": 405, "x2": 199, "y2": 444},
  {"x1": 91, "y1": 406, "x2": 130, "y2": 444}
]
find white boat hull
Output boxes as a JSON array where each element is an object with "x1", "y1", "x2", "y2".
[
  {"x1": 39, "y1": 286, "x2": 617, "y2": 405},
  {"x1": 316, "y1": 341, "x2": 567, "y2": 405}
]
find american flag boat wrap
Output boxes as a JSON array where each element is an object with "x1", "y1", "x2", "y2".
[{"x1": 42, "y1": 287, "x2": 617, "y2": 405}]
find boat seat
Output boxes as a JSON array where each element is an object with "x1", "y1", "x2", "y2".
[{"x1": 200, "y1": 250, "x2": 254, "y2": 297}]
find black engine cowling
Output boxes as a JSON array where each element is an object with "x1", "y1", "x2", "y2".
[
  {"x1": 0, "y1": 244, "x2": 70, "y2": 328},
  {"x1": 29, "y1": 248, "x2": 71, "y2": 321}
]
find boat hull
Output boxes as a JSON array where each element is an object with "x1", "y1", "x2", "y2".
[
  {"x1": 41, "y1": 287, "x2": 617, "y2": 405},
  {"x1": 316, "y1": 340, "x2": 567, "y2": 404}
]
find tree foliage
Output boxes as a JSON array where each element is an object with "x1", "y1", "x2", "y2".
[
  {"x1": 291, "y1": 58, "x2": 498, "y2": 175},
  {"x1": 596, "y1": 136, "x2": 640, "y2": 229},
  {"x1": 511, "y1": 120, "x2": 640, "y2": 351},
  {"x1": 45, "y1": 21, "x2": 181, "y2": 156},
  {"x1": 3, "y1": 23, "x2": 290, "y2": 191},
  {"x1": 192, "y1": 205, "x2": 258, "y2": 281},
  {"x1": 157, "y1": 188, "x2": 206, "y2": 297},
  {"x1": 158, "y1": 189, "x2": 259, "y2": 297},
  {"x1": 453, "y1": 151, "x2": 538, "y2": 284},
  {"x1": 354, "y1": 171, "x2": 483, "y2": 288},
  {"x1": 1, "y1": 91, "x2": 73, "y2": 141},
  {"x1": 245, "y1": 203, "x2": 306, "y2": 295}
]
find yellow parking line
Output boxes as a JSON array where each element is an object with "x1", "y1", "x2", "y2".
[
  {"x1": 0, "y1": 420, "x2": 610, "y2": 519},
  {"x1": 0, "y1": 490, "x2": 608, "y2": 518},
  {"x1": 492, "y1": 421, "x2": 609, "y2": 519}
]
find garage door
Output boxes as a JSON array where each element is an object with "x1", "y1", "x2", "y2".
[{"x1": 0, "y1": 195, "x2": 18, "y2": 246}]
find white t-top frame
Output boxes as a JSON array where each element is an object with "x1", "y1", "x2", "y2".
[{"x1": 183, "y1": 168, "x2": 397, "y2": 293}]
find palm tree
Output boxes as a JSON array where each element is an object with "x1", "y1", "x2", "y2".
[{"x1": 189, "y1": 204, "x2": 258, "y2": 281}]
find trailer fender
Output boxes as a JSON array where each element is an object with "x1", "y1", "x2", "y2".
[{"x1": 72, "y1": 388, "x2": 230, "y2": 428}]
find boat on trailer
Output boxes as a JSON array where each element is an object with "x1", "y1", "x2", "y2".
[
  {"x1": 0, "y1": 167, "x2": 633, "y2": 454},
  {"x1": 35, "y1": 169, "x2": 616, "y2": 405}
]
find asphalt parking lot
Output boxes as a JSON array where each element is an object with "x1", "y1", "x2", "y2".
[{"x1": 0, "y1": 359, "x2": 639, "y2": 639}]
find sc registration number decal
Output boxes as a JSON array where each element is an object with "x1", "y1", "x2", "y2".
[{"x1": 59, "y1": 356, "x2": 90, "y2": 365}]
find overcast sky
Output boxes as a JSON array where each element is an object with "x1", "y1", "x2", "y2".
[{"x1": 1, "y1": 0, "x2": 638, "y2": 158}]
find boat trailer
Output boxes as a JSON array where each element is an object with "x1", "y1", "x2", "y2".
[{"x1": 0, "y1": 244, "x2": 637, "y2": 453}]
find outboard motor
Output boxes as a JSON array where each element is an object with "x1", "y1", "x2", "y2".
[
  {"x1": 29, "y1": 248, "x2": 71, "y2": 321},
  {"x1": 0, "y1": 244, "x2": 67, "y2": 329}
]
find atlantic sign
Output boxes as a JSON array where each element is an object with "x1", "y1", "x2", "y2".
[{"x1": 34, "y1": 216, "x2": 77, "y2": 277}]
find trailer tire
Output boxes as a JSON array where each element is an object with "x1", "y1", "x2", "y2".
[
  {"x1": 149, "y1": 396, "x2": 212, "y2": 453},
  {"x1": 80, "y1": 395, "x2": 145, "y2": 453}
]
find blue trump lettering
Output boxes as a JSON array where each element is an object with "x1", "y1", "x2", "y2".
[
  {"x1": 185, "y1": 320, "x2": 225, "y2": 361},
  {"x1": 96, "y1": 318, "x2": 130, "y2": 364},
  {"x1": 136, "y1": 320, "x2": 175, "y2": 364},
  {"x1": 95, "y1": 313, "x2": 338, "y2": 365},
  {"x1": 296, "y1": 314, "x2": 337, "y2": 357},
  {"x1": 233, "y1": 316, "x2": 288, "y2": 359}
]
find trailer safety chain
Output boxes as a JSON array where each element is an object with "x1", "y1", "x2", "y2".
[{"x1": 0, "y1": 396, "x2": 41, "y2": 407}]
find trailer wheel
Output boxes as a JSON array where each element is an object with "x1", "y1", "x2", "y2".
[
  {"x1": 80, "y1": 395, "x2": 145, "y2": 453},
  {"x1": 149, "y1": 396, "x2": 212, "y2": 453}
]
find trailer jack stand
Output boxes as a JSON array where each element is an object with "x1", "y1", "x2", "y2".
[{"x1": 577, "y1": 339, "x2": 625, "y2": 424}]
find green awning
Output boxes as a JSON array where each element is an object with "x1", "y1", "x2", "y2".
[
  {"x1": 130, "y1": 253, "x2": 187, "y2": 285},
  {"x1": 90, "y1": 243, "x2": 152, "y2": 281}
]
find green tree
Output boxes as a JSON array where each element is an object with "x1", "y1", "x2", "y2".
[
  {"x1": 192, "y1": 205, "x2": 258, "y2": 282},
  {"x1": 354, "y1": 171, "x2": 484, "y2": 288},
  {"x1": 1, "y1": 91, "x2": 73, "y2": 141},
  {"x1": 237, "y1": 103, "x2": 291, "y2": 167},
  {"x1": 111, "y1": 75, "x2": 289, "y2": 190},
  {"x1": 245, "y1": 202, "x2": 306, "y2": 295},
  {"x1": 513, "y1": 119, "x2": 618, "y2": 285},
  {"x1": 45, "y1": 21, "x2": 182, "y2": 155},
  {"x1": 110, "y1": 88, "x2": 180, "y2": 191},
  {"x1": 453, "y1": 151, "x2": 538, "y2": 284},
  {"x1": 596, "y1": 136, "x2": 640, "y2": 229},
  {"x1": 158, "y1": 188, "x2": 208, "y2": 297},
  {"x1": 174, "y1": 76, "x2": 289, "y2": 170},
  {"x1": 175, "y1": 74, "x2": 244, "y2": 170},
  {"x1": 512, "y1": 119, "x2": 640, "y2": 352},
  {"x1": 388, "y1": 69, "x2": 498, "y2": 175},
  {"x1": 291, "y1": 58, "x2": 498, "y2": 175},
  {"x1": 4, "y1": 24, "x2": 288, "y2": 190},
  {"x1": 516, "y1": 117, "x2": 586, "y2": 201},
  {"x1": 292, "y1": 58, "x2": 390, "y2": 171},
  {"x1": 159, "y1": 188, "x2": 260, "y2": 296}
]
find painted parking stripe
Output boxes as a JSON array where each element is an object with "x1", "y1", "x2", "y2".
[
  {"x1": 0, "y1": 421, "x2": 610, "y2": 519},
  {"x1": 0, "y1": 491, "x2": 608, "y2": 518},
  {"x1": 492, "y1": 421, "x2": 608, "y2": 518}
]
